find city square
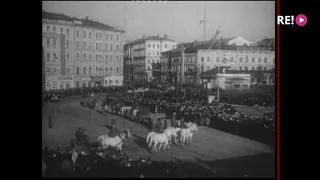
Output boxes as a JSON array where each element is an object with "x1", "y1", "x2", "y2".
[{"x1": 42, "y1": 1, "x2": 275, "y2": 178}]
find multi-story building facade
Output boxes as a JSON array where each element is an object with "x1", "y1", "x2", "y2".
[
  {"x1": 160, "y1": 38, "x2": 275, "y2": 85},
  {"x1": 124, "y1": 35, "x2": 177, "y2": 86},
  {"x1": 42, "y1": 11, "x2": 124, "y2": 91}
]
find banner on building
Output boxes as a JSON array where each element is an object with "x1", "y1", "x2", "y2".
[{"x1": 60, "y1": 34, "x2": 66, "y2": 76}]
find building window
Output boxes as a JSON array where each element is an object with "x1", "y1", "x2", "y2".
[
  {"x1": 66, "y1": 41, "x2": 69, "y2": 49},
  {"x1": 165, "y1": 44, "x2": 167, "y2": 48},
  {"x1": 89, "y1": 31, "x2": 91, "y2": 38},
  {"x1": 207, "y1": 56, "x2": 210, "y2": 62},
  {"x1": 264, "y1": 58, "x2": 267, "y2": 63},
  {"x1": 96, "y1": 43, "x2": 98, "y2": 50},
  {"x1": 252, "y1": 57, "x2": 255, "y2": 63},
  {"x1": 83, "y1": 54, "x2": 86, "y2": 61},
  {"x1": 245, "y1": 67, "x2": 248, "y2": 71},
  {"x1": 77, "y1": 53, "x2": 80, "y2": 60},
  {"x1": 148, "y1": 60, "x2": 150, "y2": 63},
  {"x1": 67, "y1": 68, "x2": 70, "y2": 73},
  {"x1": 148, "y1": 44, "x2": 150, "y2": 48},
  {"x1": 83, "y1": 67, "x2": 86, "y2": 75},
  {"x1": 207, "y1": 66, "x2": 210, "y2": 70},
  {"x1": 77, "y1": 30, "x2": 79, "y2": 37},
  {"x1": 117, "y1": 45, "x2": 119, "y2": 52},
  {"x1": 46, "y1": 53, "x2": 50, "y2": 61},
  {"x1": 251, "y1": 67, "x2": 254, "y2": 71},
  {"x1": 106, "y1": 44, "x2": 109, "y2": 51},
  {"x1": 52, "y1": 39, "x2": 56, "y2": 48},
  {"x1": 53, "y1": 68, "x2": 57, "y2": 75},
  {"x1": 60, "y1": 27, "x2": 63, "y2": 34},
  {"x1": 89, "y1": 54, "x2": 91, "y2": 61},
  {"x1": 201, "y1": 57, "x2": 204, "y2": 62},
  {"x1": 240, "y1": 67, "x2": 242, "y2": 71},
  {"x1": 83, "y1": 31, "x2": 86, "y2": 38},
  {"x1": 84, "y1": 42, "x2": 86, "y2": 49},
  {"x1": 245, "y1": 55, "x2": 249, "y2": 63},
  {"x1": 96, "y1": 33, "x2": 98, "y2": 39},
  {"x1": 77, "y1": 67, "x2": 79, "y2": 74},
  {"x1": 148, "y1": 51, "x2": 150, "y2": 56},
  {"x1": 157, "y1": 44, "x2": 159, "y2": 48},
  {"x1": 66, "y1": 53, "x2": 69, "y2": 61},
  {"x1": 110, "y1": 80, "x2": 112, "y2": 84},
  {"x1": 77, "y1": 41, "x2": 80, "y2": 49},
  {"x1": 117, "y1": 68, "x2": 119, "y2": 74},
  {"x1": 110, "y1": 44, "x2": 113, "y2": 51},
  {"x1": 117, "y1": 35, "x2": 119, "y2": 41},
  {"x1": 264, "y1": 67, "x2": 267, "y2": 70},
  {"x1": 259, "y1": 58, "x2": 261, "y2": 63},
  {"x1": 89, "y1": 67, "x2": 91, "y2": 75},
  {"x1": 99, "y1": 33, "x2": 102, "y2": 40},
  {"x1": 96, "y1": 54, "x2": 98, "y2": 61},
  {"x1": 230, "y1": 57, "x2": 234, "y2": 62},
  {"x1": 53, "y1": 53, "x2": 57, "y2": 60},
  {"x1": 201, "y1": 66, "x2": 204, "y2": 72},
  {"x1": 153, "y1": 44, "x2": 155, "y2": 48},
  {"x1": 216, "y1": 57, "x2": 220, "y2": 62},
  {"x1": 53, "y1": 27, "x2": 56, "y2": 33},
  {"x1": 46, "y1": 39, "x2": 50, "y2": 48},
  {"x1": 152, "y1": 60, "x2": 155, "y2": 63},
  {"x1": 111, "y1": 34, "x2": 113, "y2": 41},
  {"x1": 157, "y1": 52, "x2": 159, "y2": 55},
  {"x1": 106, "y1": 34, "x2": 108, "y2": 41},
  {"x1": 99, "y1": 55, "x2": 102, "y2": 61},
  {"x1": 46, "y1": 26, "x2": 49, "y2": 32},
  {"x1": 240, "y1": 57, "x2": 243, "y2": 63}
]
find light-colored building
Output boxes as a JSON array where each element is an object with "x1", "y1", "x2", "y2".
[
  {"x1": 124, "y1": 35, "x2": 177, "y2": 85},
  {"x1": 42, "y1": 11, "x2": 124, "y2": 90},
  {"x1": 160, "y1": 38, "x2": 275, "y2": 85}
]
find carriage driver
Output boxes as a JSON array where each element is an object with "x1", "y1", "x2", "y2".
[{"x1": 108, "y1": 117, "x2": 121, "y2": 138}]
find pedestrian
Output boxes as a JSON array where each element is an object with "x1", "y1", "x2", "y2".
[{"x1": 111, "y1": 117, "x2": 117, "y2": 128}]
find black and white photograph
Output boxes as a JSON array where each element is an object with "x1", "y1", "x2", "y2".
[{"x1": 42, "y1": 1, "x2": 275, "y2": 178}]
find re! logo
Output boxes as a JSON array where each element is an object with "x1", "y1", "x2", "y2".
[
  {"x1": 277, "y1": 14, "x2": 307, "y2": 26},
  {"x1": 277, "y1": 16, "x2": 294, "y2": 25}
]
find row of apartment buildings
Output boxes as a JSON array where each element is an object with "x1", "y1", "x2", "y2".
[
  {"x1": 124, "y1": 36, "x2": 275, "y2": 88},
  {"x1": 42, "y1": 11, "x2": 125, "y2": 91},
  {"x1": 123, "y1": 35, "x2": 178, "y2": 86}
]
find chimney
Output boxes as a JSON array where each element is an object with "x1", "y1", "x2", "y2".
[
  {"x1": 85, "y1": 16, "x2": 89, "y2": 20},
  {"x1": 143, "y1": 34, "x2": 146, "y2": 38},
  {"x1": 158, "y1": 34, "x2": 160, "y2": 38}
]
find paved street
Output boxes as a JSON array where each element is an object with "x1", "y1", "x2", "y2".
[{"x1": 42, "y1": 94, "x2": 274, "y2": 177}]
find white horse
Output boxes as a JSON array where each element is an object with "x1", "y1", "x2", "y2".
[
  {"x1": 172, "y1": 127, "x2": 182, "y2": 145},
  {"x1": 146, "y1": 131, "x2": 170, "y2": 153},
  {"x1": 97, "y1": 129, "x2": 131, "y2": 155},
  {"x1": 179, "y1": 123, "x2": 198, "y2": 146},
  {"x1": 121, "y1": 106, "x2": 132, "y2": 116}
]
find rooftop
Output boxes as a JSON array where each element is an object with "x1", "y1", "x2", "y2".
[
  {"x1": 42, "y1": 11, "x2": 124, "y2": 33},
  {"x1": 126, "y1": 35, "x2": 176, "y2": 45}
]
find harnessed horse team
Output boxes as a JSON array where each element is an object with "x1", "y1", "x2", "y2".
[{"x1": 146, "y1": 122, "x2": 198, "y2": 153}]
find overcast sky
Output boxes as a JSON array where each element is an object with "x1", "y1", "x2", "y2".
[{"x1": 42, "y1": 1, "x2": 275, "y2": 43}]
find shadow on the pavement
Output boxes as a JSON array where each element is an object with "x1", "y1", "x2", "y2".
[{"x1": 132, "y1": 134, "x2": 152, "y2": 154}]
